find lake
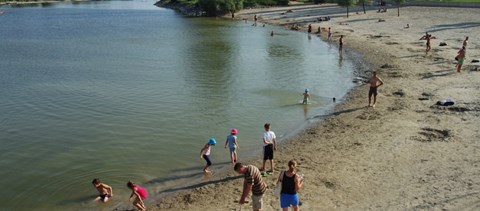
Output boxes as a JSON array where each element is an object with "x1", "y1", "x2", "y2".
[{"x1": 0, "y1": 0, "x2": 357, "y2": 210}]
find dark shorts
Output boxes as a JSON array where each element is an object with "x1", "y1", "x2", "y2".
[
  {"x1": 368, "y1": 86, "x2": 378, "y2": 97},
  {"x1": 99, "y1": 194, "x2": 111, "y2": 200},
  {"x1": 203, "y1": 155, "x2": 212, "y2": 166},
  {"x1": 263, "y1": 144, "x2": 274, "y2": 160}
]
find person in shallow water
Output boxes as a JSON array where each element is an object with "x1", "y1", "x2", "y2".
[
  {"x1": 127, "y1": 180, "x2": 147, "y2": 211},
  {"x1": 92, "y1": 178, "x2": 113, "y2": 203},
  {"x1": 302, "y1": 89, "x2": 310, "y2": 104},
  {"x1": 200, "y1": 137, "x2": 216, "y2": 173}
]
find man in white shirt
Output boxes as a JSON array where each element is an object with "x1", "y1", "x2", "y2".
[{"x1": 261, "y1": 123, "x2": 276, "y2": 174}]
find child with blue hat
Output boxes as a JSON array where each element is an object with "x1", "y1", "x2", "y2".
[{"x1": 200, "y1": 137, "x2": 216, "y2": 173}]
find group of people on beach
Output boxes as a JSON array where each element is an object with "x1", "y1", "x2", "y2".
[
  {"x1": 420, "y1": 32, "x2": 469, "y2": 73},
  {"x1": 230, "y1": 123, "x2": 304, "y2": 211},
  {"x1": 92, "y1": 122, "x2": 304, "y2": 210},
  {"x1": 199, "y1": 123, "x2": 304, "y2": 211},
  {"x1": 92, "y1": 179, "x2": 148, "y2": 211}
]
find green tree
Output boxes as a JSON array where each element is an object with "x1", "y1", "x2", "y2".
[
  {"x1": 392, "y1": 0, "x2": 405, "y2": 17},
  {"x1": 337, "y1": 0, "x2": 357, "y2": 18},
  {"x1": 357, "y1": 0, "x2": 372, "y2": 14},
  {"x1": 198, "y1": 0, "x2": 219, "y2": 16},
  {"x1": 219, "y1": 0, "x2": 243, "y2": 17}
]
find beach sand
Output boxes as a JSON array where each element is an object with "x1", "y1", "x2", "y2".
[{"x1": 145, "y1": 4, "x2": 480, "y2": 211}]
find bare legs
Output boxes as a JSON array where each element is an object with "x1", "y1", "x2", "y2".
[
  {"x1": 368, "y1": 95, "x2": 377, "y2": 107},
  {"x1": 261, "y1": 160, "x2": 274, "y2": 172}
]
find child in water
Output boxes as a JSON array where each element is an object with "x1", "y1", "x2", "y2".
[
  {"x1": 92, "y1": 178, "x2": 113, "y2": 203},
  {"x1": 127, "y1": 180, "x2": 147, "y2": 211},
  {"x1": 224, "y1": 128, "x2": 239, "y2": 164},
  {"x1": 302, "y1": 89, "x2": 311, "y2": 104},
  {"x1": 200, "y1": 137, "x2": 216, "y2": 173}
]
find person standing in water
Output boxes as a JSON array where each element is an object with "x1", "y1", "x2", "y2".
[
  {"x1": 302, "y1": 89, "x2": 310, "y2": 104},
  {"x1": 200, "y1": 138, "x2": 216, "y2": 173},
  {"x1": 339, "y1": 35, "x2": 344, "y2": 51}
]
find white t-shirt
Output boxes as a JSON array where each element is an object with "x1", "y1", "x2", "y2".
[{"x1": 263, "y1": 131, "x2": 276, "y2": 146}]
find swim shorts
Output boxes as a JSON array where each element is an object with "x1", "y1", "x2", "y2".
[
  {"x1": 99, "y1": 194, "x2": 111, "y2": 200},
  {"x1": 458, "y1": 57, "x2": 464, "y2": 65},
  {"x1": 263, "y1": 144, "x2": 274, "y2": 160},
  {"x1": 369, "y1": 86, "x2": 378, "y2": 97}
]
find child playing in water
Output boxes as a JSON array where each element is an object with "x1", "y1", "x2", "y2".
[
  {"x1": 302, "y1": 89, "x2": 311, "y2": 104},
  {"x1": 92, "y1": 178, "x2": 113, "y2": 203},
  {"x1": 127, "y1": 180, "x2": 147, "y2": 211},
  {"x1": 200, "y1": 137, "x2": 216, "y2": 173},
  {"x1": 224, "y1": 128, "x2": 239, "y2": 164}
]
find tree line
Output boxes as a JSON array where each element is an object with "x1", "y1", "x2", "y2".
[{"x1": 158, "y1": 0, "x2": 405, "y2": 17}]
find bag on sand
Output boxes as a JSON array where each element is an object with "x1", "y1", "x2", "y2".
[{"x1": 273, "y1": 170, "x2": 285, "y2": 197}]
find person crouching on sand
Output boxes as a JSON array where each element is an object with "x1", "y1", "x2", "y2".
[
  {"x1": 234, "y1": 162, "x2": 267, "y2": 211},
  {"x1": 127, "y1": 180, "x2": 147, "y2": 211},
  {"x1": 200, "y1": 137, "x2": 216, "y2": 173},
  {"x1": 367, "y1": 71, "x2": 384, "y2": 107}
]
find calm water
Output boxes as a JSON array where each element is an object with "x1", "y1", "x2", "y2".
[{"x1": 0, "y1": 1, "x2": 356, "y2": 210}]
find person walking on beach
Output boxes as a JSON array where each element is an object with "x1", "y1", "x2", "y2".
[
  {"x1": 200, "y1": 138, "x2": 216, "y2": 173},
  {"x1": 234, "y1": 162, "x2": 267, "y2": 211},
  {"x1": 127, "y1": 180, "x2": 147, "y2": 211},
  {"x1": 225, "y1": 128, "x2": 239, "y2": 164},
  {"x1": 261, "y1": 123, "x2": 276, "y2": 174},
  {"x1": 455, "y1": 46, "x2": 466, "y2": 73},
  {"x1": 367, "y1": 71, "x2": 384, "y2": 107},
  {"x1": 307, "y1": 24, "x2": 312, "y2": 33},
  {"x1": 277, "y1": 160, "x2": 304, "y2": 211},
  {"x1": 92, "y1": 178, "x2": 113, "y2": 203}
]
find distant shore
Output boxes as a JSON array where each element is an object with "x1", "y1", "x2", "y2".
[
  {"x1": 0, "y1": 0, "x2": 88, "y2": 6},
  {"x1": 146, "y1": 3, "x2": 480, "y2": 211}
]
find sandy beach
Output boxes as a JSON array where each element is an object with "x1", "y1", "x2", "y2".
[{"x1": 143, "y1": 4, "x2": 480, "y2": 211}]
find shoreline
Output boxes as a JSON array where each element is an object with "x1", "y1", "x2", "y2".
[{"x1": 146, "y1": 3, "x2": 480, "y2": 211}]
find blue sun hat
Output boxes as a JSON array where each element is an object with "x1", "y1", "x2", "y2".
[
  {"x1": 208, "y1": 137, "x2": 217, "y2": 145},
  {"x1": 305, "y1": 88, "x2": 309, "y2": 93}
]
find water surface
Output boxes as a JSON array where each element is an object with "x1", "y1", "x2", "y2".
[{"x1": 0, "y1": 1, "x2": 355, "y2": 209}]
